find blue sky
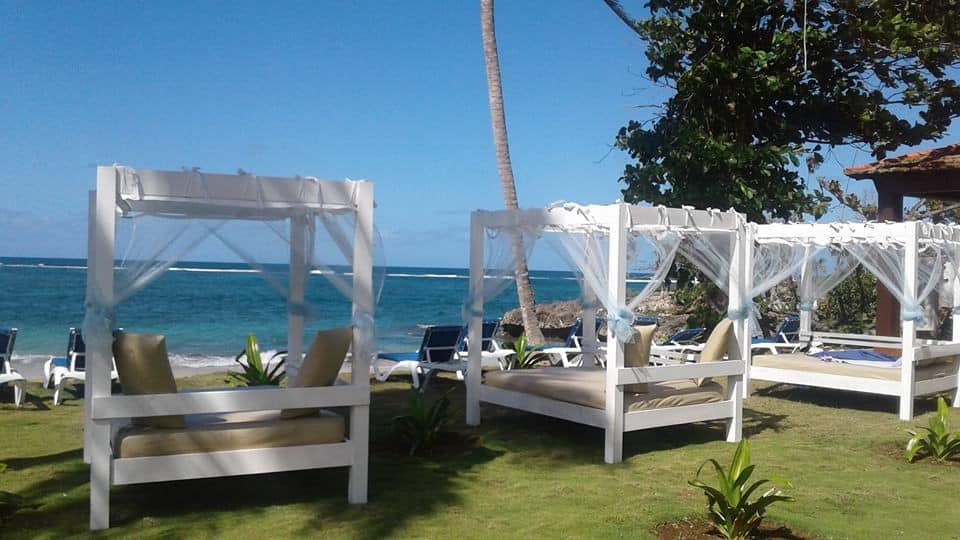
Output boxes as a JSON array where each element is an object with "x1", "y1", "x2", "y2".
[{"x1": 0, "y1": 1, "x2": 954, "y2": 268}]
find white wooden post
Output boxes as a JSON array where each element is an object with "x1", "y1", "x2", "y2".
[
  {"x1": 286, "y1": 215, "x2": 307, "y2": 381},
  {"x1": 725, "y1": 221, "x2": 746, "y2": 442},
  {"x1": 466, "y1": 211, "x2": 484, "y2": 426},
  {"x1": 603, "y1": 204, "x2": 627, "y2": 464},
  {"x1": 89, "y1": 167, "x2": 117, "y2": 530},
  {"x1": 581, "y1": 279, "x2": 598, "y2": 370},
  {"x1": 348, "y1": 181, "x2": 373, "y2": 504},
  {"x1": 83, "y1": 191, "x2": 97, "y2": 464},
  {"x1": 900, "y1": 221, "x2": 919, "y2": 420},
  {"x1": 741, "y1": 223, "x2": 754, "y2": 398},
  {"x1": 953, "y1": 240, "x2": 960, "y2": 407},
  {"x1": 798, "y1": 244, "x2": 813, "y2": 341}
]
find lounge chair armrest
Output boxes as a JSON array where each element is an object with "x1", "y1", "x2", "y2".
[
  {"x1": 617, "y1": 360, "x2": 743, "y2": 386},
  {"x1": 90, "y1": 385, "x2": 369, "y2": 420},
  {"x1": 649, "y1": 348, "x2": 702, "y2": 362}
]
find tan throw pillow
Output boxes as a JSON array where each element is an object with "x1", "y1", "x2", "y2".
[
  {"x1": 623, "y1": 324, "x2": 656, "y2": 393},
  {"x1": 113, "y1": 332, "x2": 185, "y2": 429},
  {"x1": 281, "y1": 327, "x2": 353, "y2": 419},
  {"x1": 697, "y1": 318, "x2": 734, "y2": 386}
]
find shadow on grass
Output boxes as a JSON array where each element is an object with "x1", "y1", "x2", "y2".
[
  {"x1": 754, "y1": 383, "x2": 942, "y2": 416},
  {"x1": 411, "y1": 377, "x2": 788, "y2": 466},
  {"x1": 1, "y1": 448, "x2": 83, "y2": 471},
  {"x1": 3, "y1": 379, "x2": 505, "y2": 539}
]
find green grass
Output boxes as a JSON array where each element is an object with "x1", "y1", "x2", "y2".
[{"x1": 1, "y1": 376, "x2": 959, "y2": 539}]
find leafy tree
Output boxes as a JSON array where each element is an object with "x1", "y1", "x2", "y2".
[{"x1": 603, "y1": 0, "x2": 960, "y2": 222}]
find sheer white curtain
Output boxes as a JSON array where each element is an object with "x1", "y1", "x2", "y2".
[
  {"x1": 845, "y1": 240, "x2": 943, "y2": 323},
  {"x1": 462, "y1": 226, "x2": 539, "y2": 323},
  {"x1": 749, "y1": 240, "x2": 807, "y2": 335},
  {"x1": 84, "y1": 168, "x2": 382, "y2": 375},
  {"x1": 552, "y1": 228, "x2": 681, "y2": 342},
  {"x1": 939, "y1": 238, "x2": 960, "y2": 316},
  {"x1": 677, "y1": 229, "x2": 749, "y2": 320},
  {"x1": 796, "y1": 243, "x2": 859, "y2": 313}
]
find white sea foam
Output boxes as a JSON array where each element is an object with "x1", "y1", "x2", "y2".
[
  {"x1": 2, "y1": 263, "x2": 87, "y2": 270},
  {"x1": 169, "y1": 267, "x2": 259, "y2": 274}
]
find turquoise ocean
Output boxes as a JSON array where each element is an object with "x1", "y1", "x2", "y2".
[{"x1": 0, "y1": 257, "x2": 586, "y2": 369}]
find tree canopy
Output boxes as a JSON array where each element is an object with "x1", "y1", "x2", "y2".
[{"x1": 605, "y1": 0, "x2": 960, "y2": 222}]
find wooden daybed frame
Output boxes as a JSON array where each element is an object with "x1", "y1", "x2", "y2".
[
  {"x1": 463, "y1": 203, "x2": 750, "y2": 463},
  {"x1": 746, "y1": 221, "x2": 960, "y2": 419},
  {"x1": 84, "y1": 166, "x2": 374, "y2": 529}
]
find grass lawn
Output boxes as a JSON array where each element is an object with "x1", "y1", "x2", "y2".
[{"x1": 1, "y1": 374, "x2": 959, "y2": 539}]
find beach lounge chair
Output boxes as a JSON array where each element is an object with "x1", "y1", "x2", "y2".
[
  {"x1": 375, "y1": 320, "x2": 510, "y2": 388},
  {"x1": 649, "y1": 327, "x2": 707, "y2": 362},
  {"x1": 661, "y1": 327, "x2": 706, "y2": 347},
  {"x1": 0, "y1": 328, "x2": 25, "y2": 407},
  {"x1": 543, "y1": 317, "x2": 658, "y2": 368},
  {"x1": 541, "y1": 318, "x2": 603, "y2": 368},
  {"x1": 374, "y1": 325, "x2": 464, "y2": 388},
  {"x1": 43, "y1": 328, "x2": 119, "y2": 405},
  {"x1": 751, "y1": 315, "x2": 803, "y2": 355}
]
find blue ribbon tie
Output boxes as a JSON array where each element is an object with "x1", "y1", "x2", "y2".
[{"x1": 607, "y1": 308, "x2": 636, "y2": 343}]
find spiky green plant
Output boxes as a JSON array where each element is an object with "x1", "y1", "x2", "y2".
[
  {"x1": 689, "y1": 439, "x2": 793, "y2": 540},
  {"x1": 229, "y1": 334, "x2": 286, "y2": 387},
  {"x1": 506, "y1": 332, "x2": 546, "y2": 370},
  {"x1": 905, "y1": 396, "x2": 960, "y2": 463},
  {"x1": 393, "y1": 389, "x2": 453, "y2": 456}
]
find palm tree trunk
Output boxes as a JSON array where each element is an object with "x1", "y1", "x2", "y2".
[{"x1": 480, "y1": 0, "x2": 545, "y2": 346}]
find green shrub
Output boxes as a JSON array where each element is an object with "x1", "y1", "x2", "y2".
[
  {"x1": 393, "y1": 389, "x2": 453, "y2": 456},
  {"x1": 506, "y1": 332, "x2": 546, "y2": 370},
  {"x1": 229, "y1": 334, "x2": 286, "y2": 387},
  {"x1": 906, "y1": 396, "x2": 960, "y2": 462},
  {"x1": 689, "y1": 439, "x2": 793, "y2": 540}
]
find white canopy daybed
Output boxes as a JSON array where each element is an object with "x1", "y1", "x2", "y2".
[
  {"x1": 745, "y1": 221, "x2": 960, "y2": 420},
  {"x1": 463, "y1": 203, "x2": 750, "y2": 463},
  {"x1": 84, "y1": 166, "x2": 374, "y2": 529}
]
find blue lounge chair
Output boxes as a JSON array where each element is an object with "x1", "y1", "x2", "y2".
[
  {"x1": 374, "y1": 325, "x2": 468, "y2": 388},
  {"x1": 751, "y1": 315, "x2": 802, "y2": 354},
  {"x1": 375, "y1": 320, "x2": 511, "y2": 389},
  {"x1": 43, "y1": 328, "x2": 119, "y2": 405},
  {"x1": 0, "y1": 328, "x2": 25, "y2": 407},
  {"x1": 661, "y1": 327, "x2": 706, "y2": 347}
]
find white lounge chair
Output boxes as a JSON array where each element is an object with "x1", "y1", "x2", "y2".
[
  {"x1": 43, "y1": 328, "x2": 118, "y2": 405},
  {"x1": 0, "y1": 328, "x2": 25, "y2": 407},
  {"x1": 375, "y1": 320, "x2": 511, "y2": 388}
]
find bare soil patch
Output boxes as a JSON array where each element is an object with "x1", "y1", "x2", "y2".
[{"x1": 654, "y1": 517, "x2": 816, "y2": 540}]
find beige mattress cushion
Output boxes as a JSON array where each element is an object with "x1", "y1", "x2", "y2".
[
  {"x1": 113, "y1": 332, "x2": 185, "y2": 429},
  {"x1": 624, "y1": 325, "x2": 656, "y2": 393},
  {"x1": 752, "y1": 353, "x2": 959, "y2": 381},
  {"x1": 282, "y1": 327, "x2": 353, "y2": 419},
  {"x1": 483, "y1": 367, "x2": 724, "y2": 412},
  {"x1": 113, "y1": 410, "x2": 345, "y2": 459}
]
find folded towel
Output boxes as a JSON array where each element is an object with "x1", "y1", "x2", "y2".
[{"x1": 812, "y1": 349, "x2": 900, "y2": 368}]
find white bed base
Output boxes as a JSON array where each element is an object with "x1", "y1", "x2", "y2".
[
  {"x1": 85, "y1": 167, "x2": 374, "y2": 530},
  {"x1": 480, "y1": 360, "x2": 743, "y2": 434},
  {"x1": 749, "y1": 332, "x2": 960, "y2": 419},
  {"x1": 465, "y1": 203, "x2": 749, "y2": 463}
]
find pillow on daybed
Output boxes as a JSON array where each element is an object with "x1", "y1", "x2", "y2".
[
  {"x1": 696, "y1": 318, "x2": 734, "y2": 386},
  {"x1": 623, "y1": 324, "x2": 657, "y2": 393},
  {"x1": 281, "y1": 327, "x2": 353, "y2": 419},
  {"x1": 113, "y1": 332, "x2": 186, "y2": 429}
]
